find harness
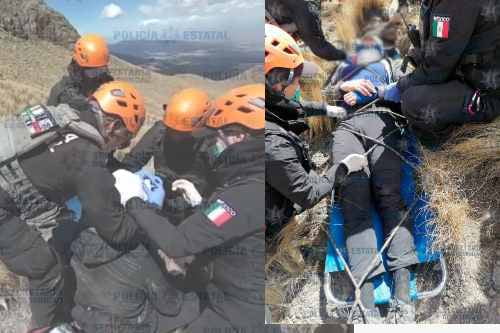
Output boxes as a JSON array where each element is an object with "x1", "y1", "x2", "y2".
[{"x1": 0, "y1": 104, "x2": 104, "y2": 228}]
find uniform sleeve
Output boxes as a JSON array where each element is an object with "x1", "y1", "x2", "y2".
[
  {"x1": 48, "y1": 77, "x2": 92, "y2": 111},
  {"x1": 265, "y1": 134, "x2": 333, "y2": 209},
  {"x1": 324, "y1": 64, "x2": 348, "y2": 101},
  {"x1": 300, "y1": 100, "x2": 328, "y2": 117},
  {"x1": 399, "y1": 0, "x2": 481, "y2": 91},
  {"x1": 121, "y1": 122, "x2": 164, "y2": 172},
  {"x1": 283, "y1": 0, "x2": 346, "y2": 61},
  {"x1": 126, "y1": 186, "x2": 263, "y2": 258},
  {"x1": 47, "y1": 80, "x2": 63, "y2": 106},
  {"x1": 64, "y1": 88, "x2": 92, "y2": 111},
  {"x1": 73, "y1": 146, "x2": 141, "y2": 251}
]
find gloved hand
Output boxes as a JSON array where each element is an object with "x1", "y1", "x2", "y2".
[
  {"x1": 326, "y1": 105, "x2": 347, "y2": 119},
  {"x1": 172, "y1": 179, "x2": 202, "y2": 207},
  {"x1": 381, "y1": 82, "x2": 401, "y2": 103},
  {"x1": 136, "y1": 169, "x2": 165, "y2": 209},
  {"x1": 344, "y1": 91, "x2": 379, "y2": 107},
  {"x1": 158, "y1": 250, "x2": 195, "y2": 276},
  {"x1": 65, "y1": 197, "x2": 82, "y2": 221},
  {"x1": 113, "y1": 169, "x2": 148, "y2": 206},
  {"x1": 340, "y1": 153, "x2": 370, "y2": 176}
]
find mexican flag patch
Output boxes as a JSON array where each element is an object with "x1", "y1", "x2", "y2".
[
  {"x1": 204, "y1": 199, "x2": 236, "y2": 227},
  {"x1": 432, "y1": 16, "x2": 450, "y2": 39}
]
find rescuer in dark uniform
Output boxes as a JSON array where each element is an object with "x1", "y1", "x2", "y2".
[
  {"x1": 265, "y1": 0, "x2": 346, "y2": 61},
  {"x1": 0, "y1": 81, "x2": 146, "y2": 332},
  {"x1": 395, "y1": 0, "x2": 500, "y2": 140},
  {"x1": 120, "y1": 84, "x2": 265, "y2": 333},
  {"x1": 120, "y1": 88, "x2": 212, "y2": 224},
  {"x1": 47, "y1": 34, "x2": 114, "y2": 111},
  {"x1": 265, "y1": 24, "x2": 369, "y2": 238}
]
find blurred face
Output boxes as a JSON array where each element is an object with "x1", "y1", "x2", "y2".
[
  {"x1": 166, "y1": 127, "x2": 195, "y2": 143},
  {"x1": 89, "y1": 100, "x2": 133, "y2": 152},
  {"x1": 82, "y1": 66, "x2": 109, "y2": 79},
  {"x1": 272, "y1": 76, "x2": 301, "y2": 99},
  {"x1": 102, "y1": 116, "x2": 133, "y2": 152}
]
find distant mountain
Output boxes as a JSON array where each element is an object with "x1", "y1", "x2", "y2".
[
  {"x1": 0, "y1": 0, "x2": 79, "y2": 49},
  {"x1": 110, "y1": 40, "x2": 262, "y2": 81}
]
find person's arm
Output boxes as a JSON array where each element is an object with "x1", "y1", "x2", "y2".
[
  {"x1": 50, "y1": 79, "x2": 92, "y2": 111},
  {"x1": 283, "y1": 0, "x2": 346, "y2": 61},
  {"x1": 300, "y1": 100, "x2": 328, "y2": 117},
  {"x1": 121, "y1": 121, "x2": 165, "y2": 172},
  {"x1": 126, "y1": 183, "x2": 263, "y2": 258},
  {"x1": 265, "y1": 134, "x2": 333, "y2": 209},
  {"x1": 47, "y1": 80, "x2": 63, "y2": 106},
  {"x1": 324, "y1": 64, "x2": 347, "y2": 101},
  {"x1": 398, "y1": 0, "x2": 480, "y2": 92},
  {"x1": 74, "y1": 147, "x2": 142, "y2": 251}
]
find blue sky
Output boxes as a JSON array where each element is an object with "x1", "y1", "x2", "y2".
[{"x1": 46, "y1": 0, "x2": 263, "y2": 44}]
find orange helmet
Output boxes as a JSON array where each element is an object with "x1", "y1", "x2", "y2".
[
  {"x1": 73, "y1": 34, "x2": 110, "y2": 68},
  {"x1": 164, "y1": 88, "x2": 211, "y2": 132},
  {"x1": 92, "y1": 81, "x2": 145, "y2": 135},
  {"x1": 206, "y1": 84, "x2": 265, "y2": 131},
  {"x1": 265, "y1": 24, "x2": 304, "y2": 75}
]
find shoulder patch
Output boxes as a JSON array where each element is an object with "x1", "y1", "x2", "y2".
[
  {"x1": 204, "y1": 199, "x2": 237, "y2": 227},
  {"x1": 432, "y1": 16, "x2": 450, "y2": 39}
]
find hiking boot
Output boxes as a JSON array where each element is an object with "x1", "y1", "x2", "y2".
[
  {"x1": 349, "y1": 305, "x2": 385, "y2": 324},
  {"x1": 388, "y1": 298, "x2": 416, "y2": 323}
]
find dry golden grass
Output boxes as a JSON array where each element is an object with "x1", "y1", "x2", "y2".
[
  {"x1": 0, "y1": 80, "x2": 46, "y2": 116},
  {"x1": 419, "y1": 118, "x2": 500, "y2": 249},
  {"x1": 329, "y1": 0, "x2": 392, "y2": 48},
  {"x1": 300, "y1": 51, "x2": 337, "y2": 142}
]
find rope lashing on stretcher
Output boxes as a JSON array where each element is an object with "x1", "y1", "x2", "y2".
[{"x1": 327, "y1": 107, "x2": 422, "y2": 323}]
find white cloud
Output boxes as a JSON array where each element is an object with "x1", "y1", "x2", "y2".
[
  {"x1": 140, "y1": 18, "x2": 163, "y2": 26},
  {"x1": 136, "y1": 0, "x2": 263, "y2": 18},
  {"x1": 138, "y1": 4, "x2": 154, "y2": 16},
  {"x1": 134, "y1": 0, "x2": 263, "y2": 43},
  {"x1": 101, "y1": 3, "x2": 125, "y2": 19}
]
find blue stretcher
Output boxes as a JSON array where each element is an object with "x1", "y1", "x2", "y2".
[{"x1": 324, "y1": 132, "x2": 447, "y2": 306}]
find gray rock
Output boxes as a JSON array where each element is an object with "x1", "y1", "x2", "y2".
[
  {"x1": 0, "y1": 0, "x2": 79, "y2": 49},
  {"x1": 494, "y1": 265, "x2": 500, "y2": 292}
]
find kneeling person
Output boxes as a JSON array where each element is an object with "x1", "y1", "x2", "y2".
[
  {"x1": 119, "y1": 84, "x2": 266, "y2": 333},
  {"x1": 121, "y1": 88, "x2": 212, "y2": 224}
]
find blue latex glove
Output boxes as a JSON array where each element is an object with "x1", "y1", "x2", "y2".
[
  {"x1": 135, "y1": 169, "x2": 165, "y2": 209},
  {"x1": 382, "y1": 82, "x2": 401, "y2": 103},
  {"x1": 353, "y1": 90, "x2": 379, "y2": 106},
  {"x1": 65, "y1": 196, "x2": 82, "y2": 221}
]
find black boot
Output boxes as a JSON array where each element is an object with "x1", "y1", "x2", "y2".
[
  {"x1": 350, "y1": 280, "x2": 384, "y2": 324},
  {"x1": 389, "y1": 267, "x2": 416, "y2": 324}
]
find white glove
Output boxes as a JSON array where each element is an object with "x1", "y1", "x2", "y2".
[
  {"x1": 326, "y1": 105, "x2": 347, "y2": 119},
  {"x1": 340, "y1": 154, "x2": 370, "y2": 176},
  {"x1": 158, "y1": 250, "x2": 195, "y2": 276},
  {"x1": 113, "y1": 169, "x2": 148, "y2": 206},
  {"x1": 172, "y1": 179, "x2": 202, "y2": 207}
]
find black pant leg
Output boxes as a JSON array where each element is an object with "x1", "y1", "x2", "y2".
[
  {"x1": 0, "y1": 209, "x2": 63, "y2": 328},
  {"x1": 332, "y1": 124, "x2": 385, "y2": 282}
]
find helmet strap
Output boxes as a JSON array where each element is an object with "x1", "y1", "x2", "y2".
[{"x1": 285, "y1": 69, "x2": 295, "y2": 87}]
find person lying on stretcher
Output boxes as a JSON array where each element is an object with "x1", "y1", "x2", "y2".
[{"x1": 325, "y1": 34, "x2": 419, "y2": 324}]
